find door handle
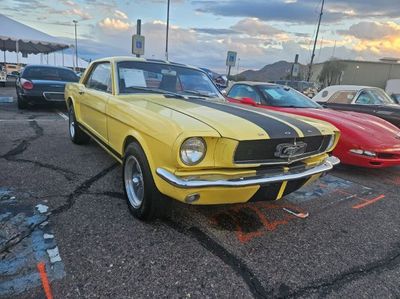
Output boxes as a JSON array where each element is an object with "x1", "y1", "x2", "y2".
[{"x1": 78, "y1": 90, "x2": 85, "y2": 95}]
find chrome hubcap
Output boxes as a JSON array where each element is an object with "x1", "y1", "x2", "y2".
[{"x1": 124, "y1": 156, "x2": 144, "y2": 208}]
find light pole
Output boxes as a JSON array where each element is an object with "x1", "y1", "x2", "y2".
[
  {"x1": 165, "y1": 0, "x2": 170, "y2": 60},
  {"x1": 73, "y1": 20, "x2": 78, "y2": 71}
]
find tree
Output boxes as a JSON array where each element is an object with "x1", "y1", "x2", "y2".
[{"x1": 318, "y1": 59, "x2": 346, "y2": 87}]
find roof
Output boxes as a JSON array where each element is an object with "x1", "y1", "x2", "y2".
[
  {"x1": 23, "y1": 64, "x2": 75, "y2": 71},
  {"x1": 2, "y1": 51, "x2": 89, "y2": 69},
  {"x1": 313, "y1": 85, "x2": 382, "y2": 102},
  {"x1": 0, "y1": 14, "x2": 69, "y2": 54},
  {"x1": 313, "y1": 59, "x2": 400, "y2": 67},
  {"x1": 88, "y1": 56, "x2": 201, "y2": 71},
  {"x1": 232, "y1": 81, "x2": 277, "y2": 86}
]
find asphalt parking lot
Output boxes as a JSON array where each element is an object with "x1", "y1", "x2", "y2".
[{"x1": 0, "y1": 86, "x2": 399, "y2": 298}]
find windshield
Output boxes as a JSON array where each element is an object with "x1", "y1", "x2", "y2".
[
  {"x1": 259, "y1": 85, "x2": 321, "y2": 108},
  {"x1": 117, "y1": 61, "x2": 223, "y2": 100},
  {"x1": 356, "y1": 89, "x2": 396, "y2": 105},
  {"x1": 23, "y1": 67, "x2": 79, "y2": 82}
]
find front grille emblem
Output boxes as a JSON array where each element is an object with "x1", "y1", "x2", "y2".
[{"x1": 274, "y1": 142, "x2": 307, "y2": 159}]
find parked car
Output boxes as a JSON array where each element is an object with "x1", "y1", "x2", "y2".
[
  {"x1": 385, "y1": 79, "x2": 400, "y2": 104},
  {"x1": 16, "y1": 65, "x2": 79, "y2": 109},
  {"x1": 227, "y1": 82, "x2": 400, "y2": 168},
  {"x1": 65, "y1": 57, "x2": 340, "y2": 220},
  {"x1": 313, "y1": 85, "x2": 400, "y2": 128},
  {"x1": 0, "y1": 66, "x2": 6, "y2": 87}
]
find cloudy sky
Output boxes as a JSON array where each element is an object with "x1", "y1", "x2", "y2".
[{"x1": 1, "y1": 0, "x2": 400, "y2": 72}]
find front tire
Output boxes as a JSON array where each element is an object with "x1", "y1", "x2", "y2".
[
  {"x1": 68, "y1": 105, "x2": 90, "y2": 144},
  {"x1": 123, "y1": 142, "x2": 161, "y2": 220}
]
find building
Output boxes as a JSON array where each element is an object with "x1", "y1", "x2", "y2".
[{"x1": 311, "y1": 58, "x2": 400, "y2": 89}]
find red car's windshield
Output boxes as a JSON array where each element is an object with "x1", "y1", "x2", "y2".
[{"x1": 259, "y1": 85, "x2": 322, "y2": 108}]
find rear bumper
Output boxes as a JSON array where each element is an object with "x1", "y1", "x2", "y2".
[
  {"x1": 156, "y1": 156, "x2": 340, "y2": 188},
  {"x1": 19, "y1": 92, "x2": 65, "y2": 103}
]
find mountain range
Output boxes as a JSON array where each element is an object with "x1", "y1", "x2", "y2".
[{"x1": 236, "y1": 61, "x2": 308, "y2": 82}]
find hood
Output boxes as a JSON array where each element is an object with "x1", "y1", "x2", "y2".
[
  {"x1": 285, "y1": 107, "x2": 400, "y2": 146},
  {"x1": 120, "y1": 94, "x2": 336, "y2": 141}
]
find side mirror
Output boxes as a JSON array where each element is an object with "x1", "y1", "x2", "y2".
[
  {"x1": 240, "y1": 97, "x2": 257, "y2": 106},
  {"x1": 220, "y1": 89, "x2": 227, "y2": 96}
]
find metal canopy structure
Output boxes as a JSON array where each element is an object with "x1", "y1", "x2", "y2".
[{"x1": 0, "y1": 14, "x2": 70, "y2": 55}]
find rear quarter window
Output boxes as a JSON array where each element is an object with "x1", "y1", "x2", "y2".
[{"x1": 327, "y1": 91, "x2": 356, "y2": 104}]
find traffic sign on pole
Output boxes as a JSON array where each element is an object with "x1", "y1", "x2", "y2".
[
  {"x1": 132, "y1": 35, "x2": 145, "y2": 56},
  {"x1": 226, "y1": 51, "x2": 237, "y2": 67}
]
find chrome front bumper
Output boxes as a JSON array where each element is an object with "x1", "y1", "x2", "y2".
[{"x1": 156, "y1": 156, "x2": 340, "y2": 188}]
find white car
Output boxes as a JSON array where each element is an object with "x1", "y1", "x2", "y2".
[{"x1": 0, "y1": 68, "x2": 6, "y2": 87}]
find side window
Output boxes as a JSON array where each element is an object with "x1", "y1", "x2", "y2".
[
  {"x1": 228, "y1": 85, "x2": 242, "y2": 98},
  {"x1": 86, "y1": 63, "x2": 112, "y2": 93},
  {"x1": 355, "y1": 90, "x2": 376, "y2": 105},
  {"x1": 240, "y1": 86, "x2": 261, "y2": 103},
  {"x1": 327, "y1": 91, "x2": 356, "y2": 104}
]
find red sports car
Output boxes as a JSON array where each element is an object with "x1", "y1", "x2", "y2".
[{"x1": 227, "y1": 82, "x2": 400, "y2": 168}]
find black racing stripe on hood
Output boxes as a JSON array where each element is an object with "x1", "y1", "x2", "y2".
[
  {"x1": 234, "y1": 104, "x2": 322, "y2": 137},
  {"x1": 187, "y1": 99, "x2": 299, "y2": 138}
]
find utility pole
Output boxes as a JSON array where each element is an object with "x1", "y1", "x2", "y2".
[
  {"x1": 307, "y1": 0, "x2": 324, "y2": 82},
  {"x1": 73, "y1": 20, "x2": 78, "y2": 71},
  {"x1": 165, "y1": 0, "x2": 170, "y2": 60},
  {"x1": 136, "y1": 19, "x2": 141, "y2": 58}
]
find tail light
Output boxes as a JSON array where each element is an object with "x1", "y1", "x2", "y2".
[{"x1": 21, "y1": 78, "x2": 33, "y2": 90}]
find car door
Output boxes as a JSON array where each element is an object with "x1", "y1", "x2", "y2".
[{"x1": 79, "y1": 62, "x2": 112, "y2": 143}]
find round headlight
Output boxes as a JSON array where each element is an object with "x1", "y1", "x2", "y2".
[{"x1": 180, "y1": 137, "x2": 206, "y2": 165}]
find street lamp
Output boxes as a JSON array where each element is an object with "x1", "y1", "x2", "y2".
[
  {"x1": 73, "y1": 20, "x2": 78, "y2": 71},
  {"x1": 165, "y1": 0, "x2": 170, "y2": 61}
]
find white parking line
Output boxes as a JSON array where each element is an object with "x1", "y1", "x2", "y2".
[{"x1": 55, "y1": 110, "x2": 68, "y2": 121}]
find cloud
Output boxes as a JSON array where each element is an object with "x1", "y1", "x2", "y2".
[
  {"x1": 337, "y1": 21, "x2": 400, "y2": 58},
  {"x1": 193, "y1": 18, "x2": 284, "y2": 38},
  {"x1": 193, "y1": 0, "x2": 400, "y2": 23},
  {"x1": 193, "y1": 0, "x2": 343, "y2": 23},
  {"x1": 338, "y1": 21, "x2": 400, "y2": 40},
  {"x1": 192, "y1": 28, "x2": 239, "y2": 35},
  {"x1": 98, "y1": 17, "x2": 131, "y2": 31},
  {"x1": 114, "y1": 10, "x2": 128, "y2": 19},
  {"x1": 231, "y1": 18, "x2": 284, "y2": 36},
  {"x1": 68, "y1": 8, "x2": 92, "y2": 20}
]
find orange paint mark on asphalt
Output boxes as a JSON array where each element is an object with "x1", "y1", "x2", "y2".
[
  {"x1": 37, "y1": 262, "x2": 53, "y2": 299},
  {"x1": 212, "y1": 202, "x2": 305, "y2": 244},
  {"x1": 352, "y1": 194, "x2": 386, "y2": 209}
]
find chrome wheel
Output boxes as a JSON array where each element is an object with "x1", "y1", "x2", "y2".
[
  {"x1": 69, "y1": 118, "x2": 75, "y2": 138},
  {"x1": 124, "y1": 155, "x2": 144, "y2": 208},
  {"x1": 69, "y1": 110, "x2": 75, "y2": 138}
]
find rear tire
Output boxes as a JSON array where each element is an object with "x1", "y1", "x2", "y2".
[
  {"x1": 68, "y1": 105, "x2": 90, "y2": 144},
  {"x1": 17, "y1": 94, "x2": 28, "y2": 109},
  {"x1": 123, "y1": 142, "x2": 161, "y2": 221}
]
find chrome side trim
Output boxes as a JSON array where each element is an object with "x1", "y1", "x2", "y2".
[
  {"x1": 156, "y1": 156, "x2": 340, "y2": 188},
  {"x1": 43, "y1": 92, "x2": 65, "y2": 102}
]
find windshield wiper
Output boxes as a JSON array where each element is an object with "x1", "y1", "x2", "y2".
[
  {"x1": 182, "y1": 90, "x2": 217, "y2": 98},
  {"x1": 124, "y1": 86, "x2": 187, "y2": 99}
]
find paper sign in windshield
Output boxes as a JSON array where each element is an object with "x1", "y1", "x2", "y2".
[{"x1": 121, "y1": 69, "x2": 146, "y2": 87}]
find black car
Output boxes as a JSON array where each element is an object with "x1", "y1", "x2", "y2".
[
  {"x1": 16, "y1": 65, "x2": 79, "y2": 109},
  {"x1": 314, "y1": 86, "x2": 400, "y2": 128}
]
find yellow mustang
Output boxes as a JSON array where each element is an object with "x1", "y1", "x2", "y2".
[{"x1": 65, "y1": 57, "x2": 340, "y2": 220}]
